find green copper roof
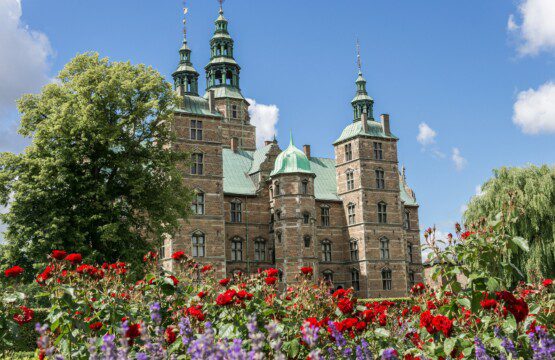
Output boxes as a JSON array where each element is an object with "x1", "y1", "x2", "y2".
[
  {"x1": 204, "y1": 87, "x2": 245, "y2": 100},
  {"x1": 351, "y1": 93, "x2": 374, "y2": 103},
  {"x1": 206, "y1": 56, "x2": 239, "y2": 66},
  {"x1": 174, "y1": 63, "x2": 198, "y2": 75},
  {"x1": 333, "y1": 119, "x2": 398, "y2": 144},
  {"x1": 399, "y1": 172, "x2": 418, "y2": 206},
  {"x1": 309, "y1": 157, "x2": 341, "y2": 201},
  {"x1": 175, "y1": 95, "x2": 222, "y2": 117},
  {"x1": 270, "y1": 134, "x2": 314, "y2": 176},
  {"x1": 222, "y1": 146, "x2": 417, "y2": 204}
]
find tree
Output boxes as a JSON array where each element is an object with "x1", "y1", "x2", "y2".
[
  {"x1": 464, "y1": 165, "x2": 554, "y2": 285},
  {"x1": 0, "y1": 53, "x2": 191, "y2": 271}
]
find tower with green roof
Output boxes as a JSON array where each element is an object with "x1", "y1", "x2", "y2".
[
  {"x1": 269, "y1": 133, "x2": 318, "y2": 285},
  {"x1": 204, "y1": 3, "x2": 256, "y2": 150}
]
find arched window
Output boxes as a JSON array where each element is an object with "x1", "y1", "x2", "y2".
[
  {"x1": 191, "y1": 191, "x2": 205, "y2": 215},
  {"x1": 350, "y1": 239, "x2": 359, "y2": 261},
  {"x1": 192, "y1": 231, "x2": 205, "y2": 258},
  {"x1": 322, "y1": 240, "x2": 332, "y2": 262},
  {"x1": 407, "y1": 243, "x2": 413, "y2": 263},
  {"x1": 375, "y1": 168, "x2": 385, "y2": 189},
  {"x1": 380, "y1": 237, "x2": 390, "y2": 259},
  {"x1": 230, "y1": 200, "x2": 242, "y2": 223},
  {"x1": 226, "y1": 70, "x2": 233, "y2": 86},
  {"x1": 231, "y1": 237, "x2": 243, "y2": 261},
  {"x1": 269, "y1": 186, "x2": 273, "y2": 199},
  {"x1": 278, "y1": 269, "x2": 283, "y2": 282},
  {"x1": 275, "y1": 182, "x2": 280, "y2": 196},
  {"x1": 276, "y1": 231, "x2": 282, "y2": 244},
  {"x1": 323, "y1": 270, "x2": 333, "y2": 283},
  {"x1": 269, "y1": 213, "x2": 274, "y2": 232},
  {"x1": 215, "y1": 70, "x2": 223, "y2": 85},
  {"x1": 191, "y1": 153, "x2": 204, "y2": 175},
  {"x1": 378, "y1": 202, "x2": 387, "y2": 224},
  {"x1": 348, "y1": 203, "x2": 356, "y2": 225},
  {"x1": 301, "y1": 180, "x2": 308, "y2": 195},
  {"x1": 404, "y1": 210, "x2": 410, "y2": 230},
  {"x1": 346, "y1": 170, "x2": 355, "y2": 191},
  {"x1": 302, "y1": 212, "x2": 310, "y2": 224},
  {"x1": 320, "y1": 205, "x2": 330, "y2": 227},
  {"x1": 276, "y1": 210, "x2": 281, "y2": 221},
  {"x1": 304, "y1": 235, "x2": 311, "y2": 248},
  {"x1": 254, "y1": 238, "x2": 266, "y2": 261},
  {"x1": 351, "y1": 269, "x2": 360, "y2": 291},
  {"x1": 382, "y1": 268, "x2": 392, "y2": 290}
]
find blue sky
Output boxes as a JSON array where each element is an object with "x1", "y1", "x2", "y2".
[{"x1": 1, "y1": 0, "x2": 554, "y2": 243}]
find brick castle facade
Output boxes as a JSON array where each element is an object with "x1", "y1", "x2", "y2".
[{"x1": 163, "y1": 5, "x2": 423, "y2": 298}]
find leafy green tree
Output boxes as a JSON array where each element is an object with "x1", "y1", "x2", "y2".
[
  {"x1": 464, "y1": 165, "x2": 554, "y2": 284},
  {"x1": 0, "y1": 53, "x2": 191, "y2": 271}
]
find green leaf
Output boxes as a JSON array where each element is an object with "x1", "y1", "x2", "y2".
[
  {"x1": 457, "y1": 298, "x2": 471, "y2": 309},
  {"x1": 502, "y1": 314, "x2": 517, "y2": 334},
  {"x1": 444, "y1": 338, "x2": 456, "y2": 356},
  {"x1": 486, "y1": 277, "x2": 500, "y2": 291},
  {"x1": 375, "y1": 328, "x2": 390, "y2": 338},
  {"x1": 511, "y1": 237, "x2": 529, "y2": 252}
]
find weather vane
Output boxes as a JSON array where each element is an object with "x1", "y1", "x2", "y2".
[
  {"x1": 182, "y1": 0, "x2": 188, "y2": 40},
  {"x1": 356, "y1": 38, "x2": 362, "y2": 72}
]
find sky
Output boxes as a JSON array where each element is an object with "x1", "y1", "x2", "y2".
[{"x1": 0, "y1": 0, "x2": 554, "y2": 245}]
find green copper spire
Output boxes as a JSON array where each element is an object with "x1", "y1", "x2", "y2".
[
  {"x1": 205, "y1": 1, "x2": 242, "y2": 94},
  {"x1": 172, "y1": 4, "x2": 199, "y2": 96},
  {"x1": 270, "y1": 132, "x2": 314, "y2": 176},
  {"x1": 351, "y1": 41, "x2": 374, "y2": 122}
]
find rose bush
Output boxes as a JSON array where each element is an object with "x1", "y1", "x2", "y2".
[{"x1": 1, "y1": 223, "x2": 554, "y2": 359}]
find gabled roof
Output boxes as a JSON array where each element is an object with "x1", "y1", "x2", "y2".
[{"x1": 333, "y1": 119, "x2": 398, "y2": 145}]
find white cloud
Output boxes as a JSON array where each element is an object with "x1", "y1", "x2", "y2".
[
  {"x1": 508, "y1": 0, "x2": 555, "y2": 55},
  {"x1": 416, "y1": 122, "x2": 437, "y2": 146},
  {"x1": 246, "y1": 98, "x2": 279, "y2": 148},
  {"x1": 451, "y1": 148, "x2": 467, "y2": 171},
  {"x1": 0, "y1": 119, "x2": 30, "y2": 153},
  {"x1": 0, "y1": 0, "x2": 52, "y2": 115},
  {"x1": 513, "y1": 81, "x2": 555, "y2": 134}
]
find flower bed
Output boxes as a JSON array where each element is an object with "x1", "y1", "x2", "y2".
[{"x1": 1, "y1": 248, "x2": 554, "y2": 360}]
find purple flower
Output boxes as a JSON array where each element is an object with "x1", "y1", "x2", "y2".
[
  {"x1": 247, "y1": 316, "x2": 265, "y2": 360},
  {"x1": 265, "y1": 321, "x2": 285, "y2": 360},
  {"x1": 360, "y1": 339, "x2": 374, "y2": 360},
  {"x1": 327, "y1": 321, "x2": 346, "y2": 348},
  {"x1": 381, "y1": 348, "x2": 399, "y2": 360},
  {"x1": 301, "y1": 321, "x2": 319, "y2": 348},
  {"x1": 101, "y1": 334, "x2": 117, "y2": 360},
  {"x1": 150, "y1": 302, "x2": 162, "y2": 325},
  {"x1": 474, "y1": 337, "x2": 494, "y2": 360},
  {"x1": 529, "y1": 326, "x2": 555, "y2": 360}
]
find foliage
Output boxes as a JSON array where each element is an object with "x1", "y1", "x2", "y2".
[
  {"x1": 1, "y1": 245, "x2": 553, "y2": 359},
  {"x1": 463, "y1": 165, "x2": 555, "y2": 285},
  {"x1": 0, "y1": 53, "x2": 191, "y2": 272}
]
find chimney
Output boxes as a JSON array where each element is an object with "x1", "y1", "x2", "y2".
[
  {"x1": 381, "y1": 114, "x2": 391, "y2": 136},
  {"x1": 361, "y1": 112, "x2": 368, "y2": 133},
  {"x1": 231, "y1": 137, "x2": 238, "y2": 152},
  {"x1": 208, "y1": 90, "x2": 215, "y2": 113},
  {"x1": 303, "y1": 145, "x2": 311, "y2": 158}
]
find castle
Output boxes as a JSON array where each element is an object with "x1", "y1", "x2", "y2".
[{"x1": 163, "y1": 4, "x2": 423, "y2": 298}]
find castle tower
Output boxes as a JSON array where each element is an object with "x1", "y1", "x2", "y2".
[
  {"x1": 204, "y1": 4, "x2": 256, "y2": 150},
  {"x1": 270, "y1": 134, "x2": 318, "y2": 285},
  {"x1": 333, "y1": 63, "x2": 410, "y2": 297},
  {"x1": 168, "y1": 4, "x2": 227, "y2": 277}
]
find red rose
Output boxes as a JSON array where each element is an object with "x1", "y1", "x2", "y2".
[
  {"x1": 426, "y1": 300, "x2": 437, "y2": 310},
  {"x1": 419, "y1": 310, "x2": 436, "y2": 334},
  {"x1": 355, "y1": 321, "x2": 366, "y2": 331},
  {"x1": 265, "y1": 276, "x2": 278, "y2": 285},
  {"x1": 237, "y1": 290, "x2": 253, "y2": 300},
  {"x1": 36, "y1": 266, "x2": 54, "y2": 285},
  {"x1": 542, "y1": 279, "x2": 553, "y2": 287},
  {"x1": 410, "y1": 282, "x2": 426, "y2": 295},
  {"x1": 4, "y1": 265, "x2": 24, "y2": 278},
  {"x1": 89, "y1": 322, "x2": 103, "y2": 331},
  {"x1": 143, "y1": 251, "x2": 157, "y2": 262},
  {"x1": 300, "y1": 267, "x2": 313, "y2": 275},
  {"x1": 332, "y1": 289, "x2": 350, "y2": 299},
  {"x1": 13, "y1": 306, "x2": 34, "y2": 326},
  {"x1": 480, "y1": 298, "x2": 498, "y2": 310},
  {"x1": 167, "y1": 275, "x2": 179, "y2": 286},
  {"x1": 171, "y1": 251, "x2": 186, "y2": 260},
  {"x1": 461, "y1": 231, "x2": 474, "y2": 240},
  {"x1": 186, "y1": 306, "x2": 205, "y2": 321},
  {"x1": 378, "y1": 313, "x2": 387, "y2": 326},
  {"x1": 51, "y1": 250, "x2": 67, "y2": 260},
  {"x1": 431, "y1": 315, "x2": 453, "y2": 337},
  {"x1": 126, "y1": 323, "x2": 141, "y2": 338},
  {"x1": 197, "y1": 291, "x2": 207, "y2": 298},
  {"x1": 507, "y1": 298, "x2": 529, "y2": 323},
  {"x1": 64, "y1": 253, "x2": 82, "y2": 265},
  {"x1": 165, "y1": 326, "x2": 177, "y2": 344},
  {"x1": 219, "y1": 278, "x2": 231, "y2": 286},
  {"x1": 216, "y1": 289, "x2": 236, "y2": 306},
  {"x1": 337, "y1": 298, "x2": 354, "y2": 314},
  {"x1": 201, "y1": 264, "x2": 213, "y2": 273},
  {"x1": 412, "y1": 305, "x2": 421, "y2": 314},
  {"x1": 265, "y1": 268, "x2": 279, "y2": 277}
]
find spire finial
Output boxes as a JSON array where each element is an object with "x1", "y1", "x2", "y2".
[
  {"x1": 218, "y1": 0, "x2": 225, "y2": 14},
  {"x1": 289, "y1": 131, "x2": 294, "y2": 146},
  {"x1": 182, "y1": 1, "x2": 189, "y2": 44},
  {"x1": 356, "y1": 38, "x2": 362, "y2": 74}
]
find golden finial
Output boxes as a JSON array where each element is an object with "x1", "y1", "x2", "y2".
[{"x1": 356, "y1": 38, "x2": 362, "y2": 73}]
